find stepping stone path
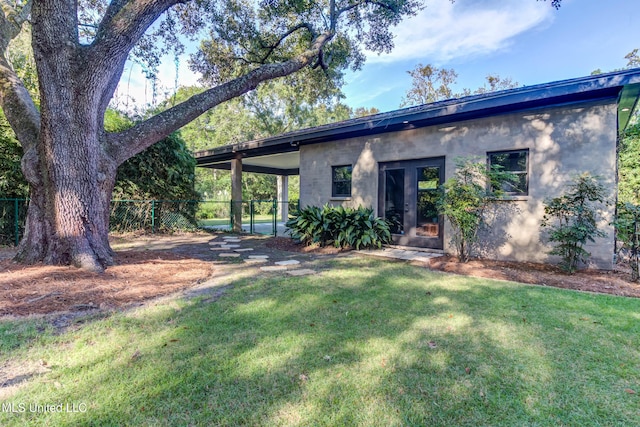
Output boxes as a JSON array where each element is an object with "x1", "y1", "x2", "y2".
[
  {"x1": 274, "y1": 260, "x2": 300, "y2": 266},
  {"x1": 219, "y1": 253, "x2": 240, "y2": 258},
  {"x1": 210, "y1": 235, "x2": 317, "y2": 276}
]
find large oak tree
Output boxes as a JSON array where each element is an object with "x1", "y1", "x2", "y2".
[{"x1": 0, "y1": 0, "x2": 421, "y2": 271}]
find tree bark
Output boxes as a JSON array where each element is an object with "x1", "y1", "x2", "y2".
[
  {"x1": 12, "y1": 0, "x2": 118, "y2": 271},
  {"x1": 14, "y1": 84, "x2": 118, "y2": 271}
]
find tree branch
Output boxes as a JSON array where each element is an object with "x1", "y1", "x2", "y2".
[
  {"x1": 91, "y1": 0, "x2": 183, "y2": 57},
  {"x1": 108, "y1": 32, "x2": 334, "y2": 164},
  {"x1": 258, "y1": 23, "x2": 316, "y2": 63},
  {"x1": 0, "y1": 0, "x2": 39, "y2": 150},
  {"x1": 83, "y1": 0, "x2": 185, "y2": 123},
  {"x1": 0, "y1": 0, "x2": 32, "y2": 50},
  {"x1": 0, "y1": 56, "x2": 39, "y2": 149},
  {"x1": 336, "y1": 0, "x2": 398, "y2": 16}
]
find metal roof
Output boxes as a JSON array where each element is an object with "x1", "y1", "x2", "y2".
[{"x1": 195, "y1": 68, "x2": 640, "y2": 174}]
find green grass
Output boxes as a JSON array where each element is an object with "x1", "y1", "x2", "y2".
[{"x1": 1, "y1": 257, "x2": 639, "y2": 426}]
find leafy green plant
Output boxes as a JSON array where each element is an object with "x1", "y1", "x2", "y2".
[
  {"x1": 541, "y1": 173, "x2": 608, "y2": 273},
  {"x1": 286, "y1": 205, "x2": 391, "y2": 249},
  {"x1": 618, "y1": 122, "x2": 640, "y2": 205},
  {"x1": 437, "y1": 157, "x2": 515, "y2": 262},
  {"x1": 613, "y1": 202, "x2": 640, "y2": 281}
]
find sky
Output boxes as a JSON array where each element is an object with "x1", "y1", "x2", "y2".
[{"x1": 115, "y1": 0, "x2": 640, "y2": 114}]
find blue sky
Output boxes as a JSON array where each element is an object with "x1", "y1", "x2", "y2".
[
  {"x1": 115, "y1": 0, "x2": 640, "y2": 114},
  {"x1": 343, "y1": 0, "x2": 640, "y2": 111}
]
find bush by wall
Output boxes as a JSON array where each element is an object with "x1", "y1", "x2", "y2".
[
  {"x1": 286, "y1": 205, "x2": 391, "y2": 250},
  {"x1": 541, "y1": 173, "x2": 608, "y2": 273}
]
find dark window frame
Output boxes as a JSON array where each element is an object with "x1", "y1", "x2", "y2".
[
  {"x1": 487, "y1": 149, "x2": 529, "y2": 196},
  {"x1": 331, "y1": 165, "x2": 353, "y2": 197}
]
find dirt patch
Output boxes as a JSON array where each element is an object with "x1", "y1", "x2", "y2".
[{"x1": 266, "y1": 236, "x2": 349, "y2": 255}]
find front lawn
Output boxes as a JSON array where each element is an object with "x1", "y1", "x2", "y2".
[{"x1": 1, "y1": 257, "x2": 638, "y2": 426}]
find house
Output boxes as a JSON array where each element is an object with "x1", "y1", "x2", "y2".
[{"x1": 195, "y1": 69, "x2": 640, "y2": 269}]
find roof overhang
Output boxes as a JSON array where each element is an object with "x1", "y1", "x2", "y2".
[{"x1": 195, "y1": 68, "x2": 640, "y2": 174}]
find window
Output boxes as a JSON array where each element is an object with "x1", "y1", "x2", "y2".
[
  {"x1": 488, "y1": 149, "x2": 529, "y2": 195},
  {"x1": 332, "y1": 165, "x2": 352, "y2": 197}
]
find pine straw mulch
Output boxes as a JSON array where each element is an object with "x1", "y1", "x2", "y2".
[
  {"x1": 1, "y1": 234, "x2": 638, "y2": 320},
  {"x1": 0, "y1": 250, "x2": 213, "y2": 317}
]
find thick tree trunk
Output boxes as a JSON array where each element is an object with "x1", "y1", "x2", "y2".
[
  {"x1": 13, "y1": 0, "x2": 118, "y2": 271},
  {"x1": 15, "y1": 116, "x2": 117, "y2": 272}
]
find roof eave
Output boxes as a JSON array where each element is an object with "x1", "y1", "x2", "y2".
[{"x1": 195, "y1": 68, "x2": 640, "y2": 165}]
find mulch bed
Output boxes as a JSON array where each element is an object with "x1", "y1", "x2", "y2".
[
  {"x1": 1, "y1": 234, "x2": 638, "y2": 319},
  {"x1": 267, "y1": 237, "x2": 640, "y2": 298},
  {"x1": 0, "y1": 250, "x2": 213, "y2": 317}
]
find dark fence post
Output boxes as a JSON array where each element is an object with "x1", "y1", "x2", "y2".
[
  {"x1": 14, "y1": 199, "x2": 19, "y2": 246},
  {"x1": 273, "y1": 199, "x2": 277, "y2": 236}
]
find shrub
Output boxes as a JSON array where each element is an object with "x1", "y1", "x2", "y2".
[
  {"x1": 437, "y1": 157, "x2": 515, "y2": 262},
  {"x1": 285, "y1": 205, "x2": 391, "y2": 249},
  {"x1": 613, "y1": 202, "x2": 640, "y2": 281},
  {"x1": 541, "y1": 173, "x2": 608, "y2": 273}
]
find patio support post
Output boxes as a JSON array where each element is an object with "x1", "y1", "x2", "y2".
[
  {"x1": 277, "y1": 175, "x2": 289, "y2": 223},
  {"x1": 231, "y1": 154, "x2": 243, "y2": 233}
]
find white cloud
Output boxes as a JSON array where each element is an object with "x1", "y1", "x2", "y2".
[{"x1": 366, "y1": 0, "x2": 554, "y2": 64}]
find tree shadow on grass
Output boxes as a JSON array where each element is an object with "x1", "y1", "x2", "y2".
[{"x1": 1, "y1": 257, "x2": 639, "y2": 426}]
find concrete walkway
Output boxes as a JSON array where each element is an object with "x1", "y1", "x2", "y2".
[{"x1": 355, "y1": 247, "x2": 443, "y2": 265}]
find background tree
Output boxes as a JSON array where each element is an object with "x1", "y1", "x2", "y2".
[
  {"x1": 619, "y1": 123, "x2": 640, "y2": 205},
  {"x1": 0, "y1": 0, "x2": 421, "y2": 271},
  {"x1": 400, "y1": 64, "x2": 520, "y2": 107},
  {"x1": 457, "y1": 74, "x2": 520, "y2": 97},
  {"x1": 166, "y1": 81, "x2": 366, "y2": 203},
  {"x1": 625, "y1": 49, "x2": 639, "y2": 68},
  {"x1": 400, "y1": 64, "x2": 458, "y2": 107}
]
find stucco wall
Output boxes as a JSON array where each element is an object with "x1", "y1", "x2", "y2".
[{"x1": 299, "y1": 100, "x2": 618, "y2": 269}]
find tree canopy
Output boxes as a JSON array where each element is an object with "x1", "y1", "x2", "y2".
[{"x1": 400, "y1": 63, "x2": 520, "y2": 107}]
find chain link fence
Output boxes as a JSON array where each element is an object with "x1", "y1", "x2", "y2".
[
  {"x1": 0, "y1": 199, "x2": 28, "y2": 246},
  {"x1": 0, "y1": 198, "x2": 299, "y2": 246}
]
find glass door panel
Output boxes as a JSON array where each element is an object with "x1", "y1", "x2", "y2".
[
  {"x1": 379, "y1": 157, "x2": 444, "y2": 249},
  {"x1": 416, "y1": 166, "x2": 440, "y2": 237},
  {"x1": 384, "y1": 169, "x2": 405, "y2": 234}
]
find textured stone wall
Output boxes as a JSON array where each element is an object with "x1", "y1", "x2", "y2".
[{"x1": 299, "y1": 99, "x2": 617, "y2": 269}]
